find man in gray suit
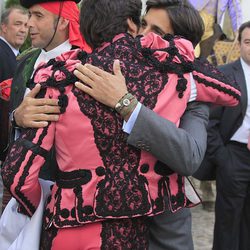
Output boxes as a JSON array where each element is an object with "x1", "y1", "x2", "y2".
[{"x1": 199, "y1": 21, "x2": 250, "y2": 250}]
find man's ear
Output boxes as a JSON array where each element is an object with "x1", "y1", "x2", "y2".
[
  {"x1": 127, "y1": 18, "x2": 138, "y2": 37},
  {"x1": 0, "y1": 24, "x2": 7, "y2": 34},
  {"x1": 58, "y1": 17, "x2": 69, "y2": 31}
]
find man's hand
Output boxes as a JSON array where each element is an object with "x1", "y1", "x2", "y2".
[
  {"x1": 74, "y1": 60, "x2": 127, "y2": 108},
  {"x1": 14, "y1": 84, "x2": 60, "y2": 128}
]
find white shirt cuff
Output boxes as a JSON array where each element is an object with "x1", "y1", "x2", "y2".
[
  {"x1": 122, "y1": 102, "x2": 142, "y2": 134},
  {"x1": 189, "y1": 72, "x2": 197, "y2": 102}
]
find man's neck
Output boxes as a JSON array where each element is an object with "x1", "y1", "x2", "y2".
[{"x1": 41, "y1": 39, "x2": 71, "y2": 54}]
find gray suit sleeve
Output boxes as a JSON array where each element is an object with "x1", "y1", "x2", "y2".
[{"x1": 127, "y1": 101, "x2": 209, "y2": 176}]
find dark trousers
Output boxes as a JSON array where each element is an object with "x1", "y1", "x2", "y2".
[
  {"x1": 213, "y1": 142, "x2": 250, "y2": 250},
  {"x1": 149, "y1": 208, "x2": 194, "y2": 250}
]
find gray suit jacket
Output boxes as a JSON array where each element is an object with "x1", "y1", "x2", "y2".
[
  {"x1": 127, "y1": 101, "x2": 209, "y2": 250},
  {"x1": 127, "y1": 101, "x2": 209, "y2": 176}
]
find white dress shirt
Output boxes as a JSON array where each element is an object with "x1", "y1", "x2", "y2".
[{"x1": 231, "y1": 58, "x2": 250, "y2": 144}]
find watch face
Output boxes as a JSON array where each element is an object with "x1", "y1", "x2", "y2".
[{"x1": 123, "y1": 98, "x2": 131, "y2": 106}]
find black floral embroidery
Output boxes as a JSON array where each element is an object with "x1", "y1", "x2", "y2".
[
  {"x1": 73, "y1": 33, "x2": 168, "y2": 217},
  {"x1": 72, "y1": 34, "x2": 189, "y2": 219},
  {"x1": 35, "y1": 33, "x2": 192, "y2": 224},
  {"x1": 101, "y1": 217, "x2": 149, "y2": 250}
]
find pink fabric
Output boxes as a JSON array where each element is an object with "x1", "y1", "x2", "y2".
[
  {"x1": 194, "y1": 70, "x2": 241, "y2": 105},
  {"x1": 140, "y1": 32, "x2": 195, "y2": 62},
  {"x1": 39, "y1": 2, "x2": 92, "y2": 52},
  {"x1": 51, "y1": 222, "x2": 102, "y2": 249}
]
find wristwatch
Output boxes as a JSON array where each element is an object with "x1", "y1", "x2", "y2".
[
  {"x1": 115, "y1": 97, "x2": 131, "y2": 110},
  {"x1": 114, "y1": 93, "x2": 134, "y2": 112},
  {"x1": 9, "y1": 110, "x2": 19, "y2": 128}
]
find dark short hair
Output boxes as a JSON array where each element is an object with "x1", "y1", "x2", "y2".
[
  {"x1": 146, "y1": 0, "x2": 204, "y2": 46},
  {"x1": 80, "y1": 0, "x2": 142, "y2": 49},
  {"x1": 238, "y1": 21, "x2": 250, "y2": 43},
  {"x1": 1, "y1": 5, "x2": 28, "y2": 26}
]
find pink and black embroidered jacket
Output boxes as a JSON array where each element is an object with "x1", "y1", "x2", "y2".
[{"x1": 2, "y1": 33, "x2": 240, "y2": 229}]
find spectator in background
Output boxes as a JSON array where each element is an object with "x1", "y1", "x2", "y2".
[
  {"x1": 198, "y1": 21, "x2": 250, "y2": 250},
  {"x1": 0, "y1": 5, "x2": 28, "y2": 165},
  {"x1": 188, "y1": 0, "x2": 242, "y2": 212},
  {"x1": 0, "y1": 5, "x2": 28, "y2": 213}
]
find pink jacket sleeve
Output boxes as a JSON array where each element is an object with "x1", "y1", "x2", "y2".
[{"x1": 2, "y1": 88, "x2": 57, "y2": 216}]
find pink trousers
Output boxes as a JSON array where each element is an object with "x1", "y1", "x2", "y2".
[{"x1": 40, "y1": 217, "x2": 149, "y2": 250}]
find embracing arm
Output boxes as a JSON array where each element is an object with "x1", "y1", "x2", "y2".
[
  {"x1": 127, "y1": 101, "x2": 209, "y2": 176},
  {"x1": 13, "y1": 84, "x2": 60, "y2": 128},
  {"x1": 74, "y1": 61, "x2": 209, "y2": 176}
]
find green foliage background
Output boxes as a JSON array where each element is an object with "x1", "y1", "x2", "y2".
[
  {"x1": 5, "y1": 0, "x2": 31, "y2": 51},
  {"x1": 5, "y1": 0, "x2": 19, "y2": 8}
]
